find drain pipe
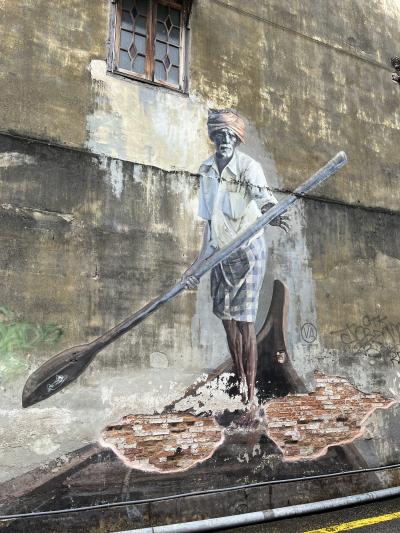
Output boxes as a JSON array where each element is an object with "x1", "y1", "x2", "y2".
[{"x1": 118, "y1": 486, "x2": 400, "y2": 533}]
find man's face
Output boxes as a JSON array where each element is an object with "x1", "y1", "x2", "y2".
[{"x1": 213, "y1": 128, "x2": 238, "y2": 160}]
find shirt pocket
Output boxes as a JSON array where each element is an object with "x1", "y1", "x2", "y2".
[{"x1": 221, "y1": 191, "x2": 248, "y2": 220}]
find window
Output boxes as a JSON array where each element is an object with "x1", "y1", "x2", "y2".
[{"x1": 109, "y1": 0, "x2": 191, "y2": 92}]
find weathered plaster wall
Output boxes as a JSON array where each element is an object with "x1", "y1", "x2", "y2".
[
  {"x1": 190, "y1": 0, "x2": 400, "y2": 210},
  {"x1": 0, "y1": 0, "x2": 107, "y2": 148},
  {"x1": 0, "y1": 135, "x2": 229, "y2": 482},
  {"x1": 1, "y1": 0, "x2": 399, "y2": 206},
  {"x1": 1, "y1": 0, "x2": 400, "y2": 527},
  {"x1": 305, "y1": 199, "x2": 400, "y2": 395},
  {"x1": 87, "y1": 60, "x2": 211, "y2": 172}
]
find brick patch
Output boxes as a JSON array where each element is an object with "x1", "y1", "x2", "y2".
[
  {"x1": 264, "y1": 371, "x2": 396, "y2": 462},
  {"x1": 99, "y1": 413, "x2": 224, "y2": 473}
]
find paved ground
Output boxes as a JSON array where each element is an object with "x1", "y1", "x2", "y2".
[{"x1": 224, "y1": 495, "x2": 400, "y2": 532}]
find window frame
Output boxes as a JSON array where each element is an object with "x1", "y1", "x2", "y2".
[{"x1": 108, "y1": 0, "x2": 190, "y2": 93}]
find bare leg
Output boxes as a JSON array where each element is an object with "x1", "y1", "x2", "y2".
[
  {"x1": 238, "y1": 321, "x2": 258, "y2": 404},
  {"x1": 222, "y1": 319, "x2": 246, "y2": 395}
]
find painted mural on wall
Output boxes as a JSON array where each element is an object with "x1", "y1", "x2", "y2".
[
  {"x1": 15, "y1": 107, "x2": 381, "y2": 479},
  {"x1": 181, "y1": 109, "x2": 289, "y2": 412},
  {"x1": 1, "y1": 1, "x2": 400, "y2": 529},
  {"x1": 20, "y1": 109, "x2": 344, "y2": 408}
]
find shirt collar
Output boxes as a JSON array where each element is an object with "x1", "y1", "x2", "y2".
[
  {"x1": 226, "y1": 151, "x2": 239, "y2": 177},
  {"x1": 204, "y1": 151, "x2": 239, "y2": 178}
]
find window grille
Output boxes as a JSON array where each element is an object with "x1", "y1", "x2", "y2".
[{"x1": 110, "y1": 0, "x2": 190, "y2": 92}]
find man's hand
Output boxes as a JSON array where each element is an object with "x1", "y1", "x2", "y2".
[
  {"x1": 181, "y1": 268, "x2": 200, "y2": 290},
  {"x1": 261, "y1": 204, "x2": 290, "y2": 233},
  {"x1": 270, "y1": 214, "x2": 290, "y2": 233}
]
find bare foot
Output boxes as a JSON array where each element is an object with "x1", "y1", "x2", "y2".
[{"x1": 233, "y1": 402, "x2": 263, "y2": 430}]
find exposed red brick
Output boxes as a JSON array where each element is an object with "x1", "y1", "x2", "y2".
[
  {"x1": 99, "y1": 413, "x2": 224, "y2": 473},
  {"x1": 263, "y1": 371, "x2": 397, "y2": 462}
]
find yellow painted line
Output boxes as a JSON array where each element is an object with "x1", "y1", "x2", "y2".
[{"x1": 303, "y1": 510, "x2": 400, "y2": 533}]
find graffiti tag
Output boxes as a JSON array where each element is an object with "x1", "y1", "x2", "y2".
[
  {"x1": 0, "y1": 306, "x2": 63, "y2": 378},
  {"x1": 331, "y1": 314, "x2": 400, "y2": 365},
  {"x1": 301, "y1": 323, "x2": 317, "y2": 343}
]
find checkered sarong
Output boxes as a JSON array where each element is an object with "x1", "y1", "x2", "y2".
[{"x1": 210, "y1": 235, "x2": 266, "y2": 322}]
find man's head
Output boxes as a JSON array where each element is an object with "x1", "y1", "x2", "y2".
[
  {"x1": 212, "y1": 127, "x2": 239, "y2": 160},
  {"x1": 207, "y1": 109, "x2": 246, "y2": 160}
]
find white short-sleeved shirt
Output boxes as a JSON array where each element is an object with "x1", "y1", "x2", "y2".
[{"x1": 198, "y1": 150, "x2": 277, "y2": 248}]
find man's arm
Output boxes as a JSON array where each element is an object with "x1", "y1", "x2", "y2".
[
  {"x1": 247, "y1": 160, "x2": 290, "y2": 233},
  {"x1": 261, "y1": 202, "x2": 290, "y2": 233}
]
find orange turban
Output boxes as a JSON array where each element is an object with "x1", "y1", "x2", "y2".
[{"x1": 207, "y1": 109, "x2": 246, "y2": 143}]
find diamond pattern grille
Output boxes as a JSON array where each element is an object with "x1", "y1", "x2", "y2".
[{"x1": 118, "y1": 1, "x2": 183, "y2": 87}]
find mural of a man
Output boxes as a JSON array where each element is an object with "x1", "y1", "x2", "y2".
[{"x1": 183, "y1": 109, "x2": 289, "y2": 407}]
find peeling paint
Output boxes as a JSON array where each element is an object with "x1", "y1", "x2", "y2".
[
  {"x1": 100, "y1": 413, "x2": 224, "y2": 473},
  {"x1": 99, "y1": 155, "x2": 124, "y2": 199},
  {"x1": 264, "y1": 371, "x2": 397, "y2": 462},
  {"x1": 86, "y1": 60, "x2": 211, "y2": 173},
  {"x1": 0, "y1": 152, "x2": 36, "y2": 168},
  {"x1": 175, "y1": 372, "x2": 246, "y2": 414}
]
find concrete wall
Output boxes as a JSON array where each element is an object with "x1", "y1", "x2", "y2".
[{"x1": 1, "y1": 0, "x2": 400, "y2": 529}]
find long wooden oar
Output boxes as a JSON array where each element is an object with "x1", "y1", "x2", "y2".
[{"x1": 22, "y1": 151, "x2": 347, "y2": 407}]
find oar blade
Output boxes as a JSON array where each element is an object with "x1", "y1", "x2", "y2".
[{"x1": 22, "y1": 344, "x2": 97, "y2": 408}]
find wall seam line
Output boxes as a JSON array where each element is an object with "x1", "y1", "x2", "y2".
[{"x1": 1, "y1": 129, "x2": 399, "y2": 218}]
